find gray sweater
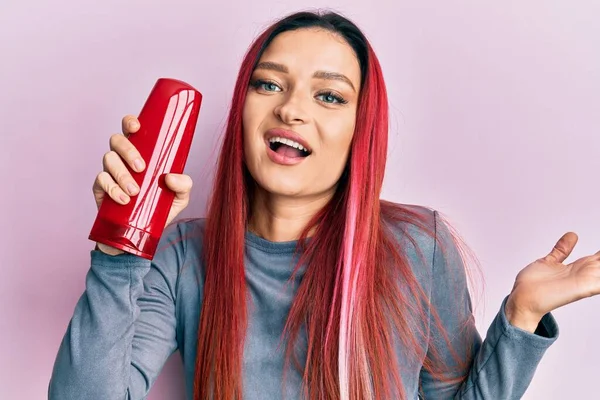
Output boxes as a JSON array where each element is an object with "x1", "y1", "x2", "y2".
[{"x1": 48, "y1": 207, "x2": 559, "y2": 399}]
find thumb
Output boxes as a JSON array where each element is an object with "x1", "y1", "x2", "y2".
[
  {"x1": 165, "y1": 173, "x2": 193, "y2": 200},
  {"x1": 544, "y1": 232, "x2": 578, "y2": 264}
]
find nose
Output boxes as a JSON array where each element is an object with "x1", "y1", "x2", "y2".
[{"x1": 273, "y1": 90, "x2": 310, "y2": 125}]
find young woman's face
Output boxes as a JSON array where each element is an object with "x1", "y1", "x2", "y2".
[{"x1": 242, "y1": 27, "x2": 361, "y2": 199}]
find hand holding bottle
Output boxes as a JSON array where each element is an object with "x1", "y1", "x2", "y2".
[{"x1": 92, "y1": 115, "x2": 194, "y2": 255}]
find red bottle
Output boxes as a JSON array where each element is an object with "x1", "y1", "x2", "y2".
[{"x1": 89, "y1": 78, "x2": 202, "y2": 260}]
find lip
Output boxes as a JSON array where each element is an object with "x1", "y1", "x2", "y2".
[{"x1": 264, "y1": 128, "x2": 312, "y2": 166}]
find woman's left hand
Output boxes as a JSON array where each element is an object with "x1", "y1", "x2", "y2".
[{"x1": 505, "y1": 232, "x2": 600, "y2": 332}]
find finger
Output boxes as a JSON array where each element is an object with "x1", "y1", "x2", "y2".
[
  {"x1": 121, "y1": 115, "x2": 140, "y2": 137},
  {"x1": 109, "y1": 133, "x2": 145, "y2": 172},
  {"x1": 102, "y1": 150, "x2": 140, "y2": 197},
  {"x1": 545, "y1": 232, "x2": 578, "y2": 264},
  {"x1": 94, "y1": 171, "x2": 130, "y2": 204},
  {"x1": 164, "y1": 174, "x2": 193, "y2": 200}
]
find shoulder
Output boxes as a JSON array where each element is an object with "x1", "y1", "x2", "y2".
[
  {"x1": 169, "y1": 216, "x2": 207, "y2": 263},
  {"x1": 152, "y1": 217, "x2": 207, "y2": 278},
  {"x1": 379, "y1": 201, "x2": 467, "y2": 281},
  {"x1": 380, "y1": 200, "x2": 458, "y2": 260},
  {"x1": 380, "y1": 201, "x2": 473, "y2": 300},
  {"x1": 378, "y1": 201, "x2": 438, "y2": 286},
  {"x1": 380, "y1": 200, "x2": 437, "y2": 259}
]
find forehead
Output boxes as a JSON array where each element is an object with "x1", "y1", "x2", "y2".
[{"x1": 258, "y1": 28, "x2": 361, "y2": 86}]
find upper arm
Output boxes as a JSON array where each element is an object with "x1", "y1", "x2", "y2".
[
  {"x1": 128, "y1": 221, "x2": 188, "y2": 396},
  {"x1": 48, "y1": 220, "x2": 190, "y2": 400},
  {"x1": 418, "y1": 210, "x2": 482, "y2": 398}
]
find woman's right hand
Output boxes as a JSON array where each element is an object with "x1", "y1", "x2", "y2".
[{"x1": 92, "y1": 115, "x2": 194, "y2": 256}]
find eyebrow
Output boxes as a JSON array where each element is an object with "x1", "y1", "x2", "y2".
[{"x1": 254, "y1": 61, "x2": 356, "y2": 92}]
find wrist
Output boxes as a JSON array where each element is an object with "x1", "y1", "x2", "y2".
[
  {"x1": 505, "y1": 295, "x2": 542, "y2": 333},
  {"x1": 95, "y1": 242, "x2": 125, "y2": 256}
]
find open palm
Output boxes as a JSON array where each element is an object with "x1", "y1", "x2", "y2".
[{"x1": 507, "y1": 232, "x2": 600, "y2": 324}]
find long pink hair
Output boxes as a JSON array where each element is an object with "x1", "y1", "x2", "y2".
[{"x1": 193, "y1": 10, "x2": 480, "y2": 400}]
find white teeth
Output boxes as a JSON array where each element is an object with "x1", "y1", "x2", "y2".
[{"x1": 268, "y1": 136, "x2": 309, "y2": 152}]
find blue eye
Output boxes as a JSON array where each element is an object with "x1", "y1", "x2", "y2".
[
  {"x1": 251, "y1": 79, "x2": 282, "y2": 92},
  {"x1": 264, "y1": 82, "x2": 280, "y2": 91},
  {"x1": 250, "y1": 79, "x2": 348, "y2": 105},
  {"x1": 317, "y1": 91, "x2": 348, "y2": 104}
]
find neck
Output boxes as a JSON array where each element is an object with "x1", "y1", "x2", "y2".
[{"x1": 247, "y1": 186, "x2": 334, "y2": 242}]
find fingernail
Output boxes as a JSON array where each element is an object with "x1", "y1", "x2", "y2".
[
  {"x1": 134, "y1": 159, "x2": 144, "y2": 171},
  {"x1": 128, "y1": 120, "x2": 138, "y2": 130},
  {"x1": 127, "y1": 183, "x2": 138, "y2": 195},
  {"x1": 119, "y1": 194, "x2": 129, "y2": 203}
]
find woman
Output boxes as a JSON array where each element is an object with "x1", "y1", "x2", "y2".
[{"x1": 49, "y1": 10, "x2": 600, "y2": 400}]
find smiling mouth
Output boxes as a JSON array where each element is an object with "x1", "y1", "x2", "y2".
[{"x1": 268, "y1": 137, "x2": 312, "y2": 158}]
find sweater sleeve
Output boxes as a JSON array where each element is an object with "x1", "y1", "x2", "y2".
[
  {"x1": 419, "y1": 211, "x2": 559, "y2": 400},
  {"x1": 48, "y1": 221, "x2": 187, "y2": 400}
]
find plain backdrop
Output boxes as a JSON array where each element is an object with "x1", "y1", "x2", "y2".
[{"x1": 1, "y1": 0, "x2": 598, "y2": 398}]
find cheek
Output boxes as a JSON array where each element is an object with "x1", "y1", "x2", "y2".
[
  {"x1": 322, "y1": 115, "x2": 356, "y2": 158},
  {"x1": 242, "y1": 95, "x2": 269, "y2": 140},
  {"x1": 242, "y1": 98, "x2": 252, "y2": 138},
  {"x1": 342, "y1": 121, "x2": 356, "y2": 151}
]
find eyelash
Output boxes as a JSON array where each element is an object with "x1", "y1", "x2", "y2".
[{"x1": 249, "y1": 79, "x2": 349, "y2": 105}]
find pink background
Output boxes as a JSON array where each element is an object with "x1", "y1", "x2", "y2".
[{"x1": 1, "y1": 1, "x2": 598, "y2": 398}]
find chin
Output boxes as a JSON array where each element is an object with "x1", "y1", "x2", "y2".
[{"x1": 258, "y1": 179, "x2": 305, "y2": 197}]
